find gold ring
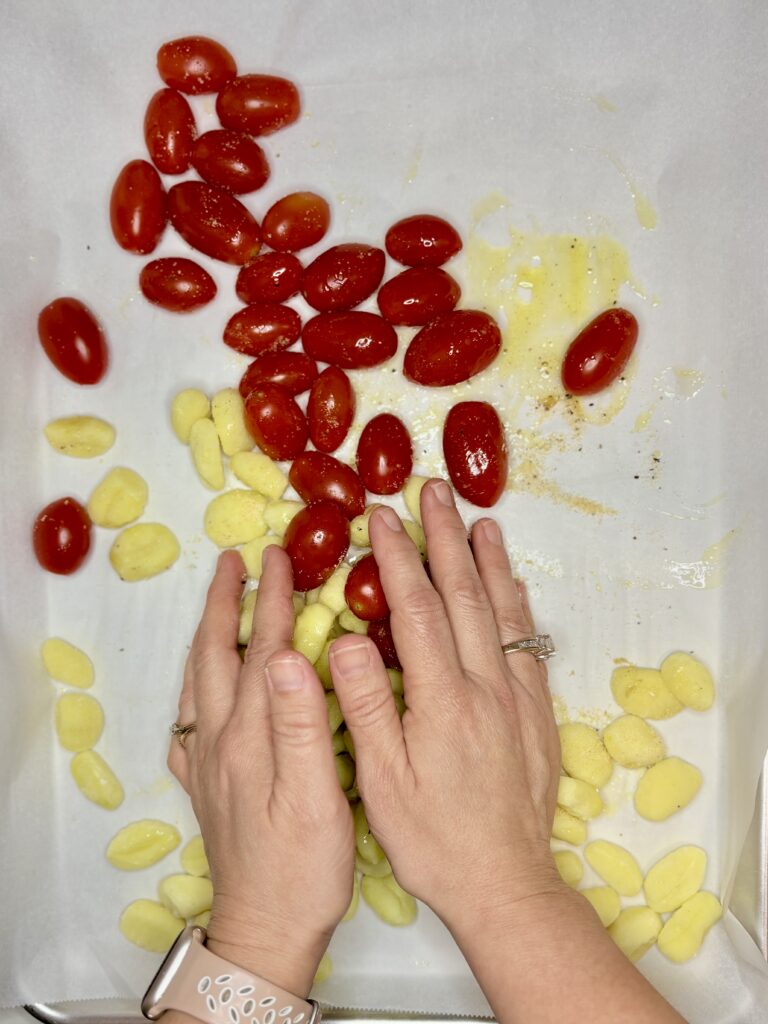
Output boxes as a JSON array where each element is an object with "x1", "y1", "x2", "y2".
[
  {"x1": 170, "y1": 722, "x2": 197, "y2": 748},
  {"x1": 501, "y1": 634, "x2": 555, "y2": 661}
]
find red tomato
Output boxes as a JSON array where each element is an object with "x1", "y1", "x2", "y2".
[
  {"x1": 139, "y1": 258, "x2": 216, "y2": 313},
  {"x1": 385, "y1": 214, "x2": 462, "y2": 267},
  {"x1": 345, "y1": 554, "x2": 389, "y2": 621},
  {"x1": 239, "y1": 351, "x2": 317, "y2": 398},
  {"x1": 302, "y1": 312, "x2": 396, "y2": 369},
  {"x1": 284, "y1": 500, "x2": 350, "y2": 591},
  {"x1": 243, "y1": 384, "x2": 307, "y2": 461},
  {"x1": 302, "y1": 244, "x2": 385, "y2": 312},
  {"x1": 404, "y1": 310, "x2": 501, "y2": 387},
  {"x1": 307, "y1": 367, "x2": 355, "y2": 453},
  {"x1": 236, "y1": 253, "x2": 303, "y2": 304},
  {"x1": 33, "y1": 497, "x2": 92, "y2": 575},
  {"x1": 216, "y1": 75, "x2": 301, "y2": 136},
  {"x1": 289, "y1": 452, "x2": 365, "y2": 520},
  {"x1": 156, "y1": 36, "x2": 236, "y2": 94},
  {"x1": 367, "y1": 617, "x2": 401, "y2": 670},
  {"x1": 561, "y1": 308, "x2": 639, "y2": 396},
  {"x1": 356, "y1": 414, "x2": 413, "y2": 495},
  {"x1": 443, "y1": 401, "x2": 508, "y2": 508},
  {"x1": 38, "y1": 297, "x2": 108, "y2": 385},
  {"x1": 377, "y1": 266, "x2": 460, "y2": 326},
  {"x1": 110, "y1": 159, "x2": 167, "y2": 255},
  {"x1": 168, "y1": 182, "x2": 262, "y2": 265},
  {"x1": 190, "y1": 129, "x2": 270, "y2": 194},
  {"x1": 262, "y1": 192, "x2": 330, "y2": 252},
  {"x1": 223, "y1": 302, "x2": 302, "y2": 357},
  {"x1": 144, "y1": 88, "x2": 196, "y2": 175}
]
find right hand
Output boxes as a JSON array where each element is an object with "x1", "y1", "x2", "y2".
[{"x1": 330, "y1": 478, "x2": 564, "y2": 932}]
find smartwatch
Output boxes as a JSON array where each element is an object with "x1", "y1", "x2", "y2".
[{"x1": 142, "y1": 925, "x2": 321, "y2": 1024}]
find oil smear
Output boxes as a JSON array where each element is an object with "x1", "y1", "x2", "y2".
[
  {"x1": 609, "y1": 156, "x2": 658, "y2": 230},
  {"x1": 665, "y1": 529, "x2": 738, "y2": 589}
]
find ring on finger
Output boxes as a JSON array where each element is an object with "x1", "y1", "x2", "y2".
[
  {"x1": 170, "y1": 721, "x2": 197, "y2": 748},
  {"x1": 501, "y1": 634, "x2": 555, "y2": 661}
]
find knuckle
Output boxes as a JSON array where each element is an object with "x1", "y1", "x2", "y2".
[
  {"x1": 495, "y1": 601, "x2": 531, "y2": 638},
  {"x1": 396, "y1": 585, "x2": 443, "y2": 627},
  {"x1": 269, "y1": 706, "x2": 322, "y2": 747},
  {"x1": 449, "y1": 576, "x2": 489, "y2": 615},
  {"x1": 343, "y1": 686, "x2": 395, "y2": 730}
]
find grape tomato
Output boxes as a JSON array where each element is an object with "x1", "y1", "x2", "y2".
[
  {"x1": 139, "y1": 258, "x2": 216, "y2": 313},
  {"x1": 443, "y1": 401, "x2": 508, "y2": 508},
  {"x1": 284, "y1": 501, "x2": 350, "y2": 592},
  {"x1": 289, "y1": 452, "x2": 365, "y2": 520},
  {"x1": 262, "y1": 192, "x2": 330, "y2": 252},
  {"x1": 385, "y1": 214, "x2": 462, "y2": 267},
  {"x1": 239, "y1": 351, "x2": 317, "y2": 398},
  {"x1": 302, "y1": 312, "x2": 396, "y2": 369},
  {"x1": 110, "y1": 160, "x2": 167, "y2": 255},
  {"x1": 168, "y1": 181, "x2": 261, "y2": 265},
  {"x1": 356, "y1": 414, "x2": 413, "y2": 495},
  {"x1": 302, "y1": 244, "x2": 386, "y2": 312},
  {"x1": 561, "y1": 308, "x2": 639, "y2": 396},
  {"x1": 190, "y1": 130, "x2": 270, "y2": 195},
  {"x1": 367, "y1": 617, "x2": 401, "y2": 670},
  {"x1": 33, "y1": 497, "x2": 92, "y2": 575},
  {"x1": 377, "y1": 266, "x2": 460, "y2": 326},
  {"x1": 38, "y1": 297, "x2": 109, "y2": 385},
  {"x1": 144, "y1": 89, "x2": 196, "y2": 175},
  {"x1": 404, "y1": 309, "x2": 501, "y2": 386},
  {"x1": 236, "y1": 252, "x2": 303, "y2": 303},
  {"x1": 156, "y1": 36, "x2": 236, "y2": 94},
  {"x1": 345, "y1": 554, "x2": 389, "y2": 621},
  {"x1": 307, "y1": 367, "x2": 355, "y2": 453},
  {"x1": 223, "y1": 302, "x2": 302, "y2": 357},
  {"x1": 216, "y1": 74, "x2": 301, "y2": 136},
  {"x1": 243, "y1": 384, "x2": 307, "y2": 461}
]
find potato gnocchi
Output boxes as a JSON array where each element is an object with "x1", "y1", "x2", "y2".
[
  {"x1": 211, "y1": 387, "x2": 253, "y2": 456},
  {"x1": 581, "y1": 886, "x2": 621, "y2": 928},
  {"x1": 204, "y1": 489, "x2": 267, "y2": 548},
  {"x1": 70, "y1": 750, "x2": 124, "y2": 809},
  {"x1": 610, "y1": 666, "x2": 683, "y2": 720},
  {"x1": 361, "y1": 873, "x2": 417, "y2": 926},
  {"x1": 660, "y1": 652, "x2": 715, "y2": 712},
  {"x1": 109, "y1": 523, "x2": 180, "y2": 580},
  {"x1": 585, "y1": 840, "x2": 643, "y2": 897},
  {"x1": 158, "y1": 874, "x2": 214, "y2": 918},
  {"x1": 634, "y1": 757, "x2": 702, "y2": 821},
  {"x1": 44, "y1": 415, "x2": 115, "y2": 458},
  {"x1": 171, "y1": 388, "x2": 210, "y2": 444},
  {"x1": 657, "y1": 892, "x2": 722, "y2": 963},
  {"x1": 120, "y1": 899, "x2": 184, "y2": 953},
  {"x1": 106, "y1": 819, "x2": 181, "y2": 870},
  {"x1": 602, "y1": 714, "x2": 665, "y2": 769},
  {"x1": 41, "y1": 637, "x2": 94, "y2": 688},
  {"x1": 608, "y1": 906, "x2": 662, "y2": 962},
  {"x1": 230, "y1": 450, "x2": 288, "y2": 501},
  {"x1": 88, "y1": 467, "x2": 148, "y2": 528},
  {"x1": 55, "y1": 692, "x2": 104, "y2": 752},
  {"x1": 189, "y1": 417, "x2": 224, "y2": 490},
  {"x1": 643, "y1": 845, "x2": 706, "y2": 913},
  {"x1": 180, "y1": 835, "x2": 210, "y2": 878},
  {"x1": 558, "y1": 723, "x2": 613, "y2": 788}
]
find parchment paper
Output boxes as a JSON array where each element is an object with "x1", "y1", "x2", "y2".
[{"x1": 2, "y1": 1, "x2": 768, "y2": 1021}]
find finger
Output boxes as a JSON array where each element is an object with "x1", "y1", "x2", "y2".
[
  {"x1": 369, "y1": 505, "x2": 460, "y2": 714},
  {"x1": 192, "y1": 551, "x2": 246, "y2": 737},
  {"x1": 167, "y1": 735, "x2": 191, "y2": 793},
  {"x1": 420, "y1": 479, "x2": 507, "y2": 677},
  {"x1": 330, "y1": 635, "x2": 408, "y2": 792}
]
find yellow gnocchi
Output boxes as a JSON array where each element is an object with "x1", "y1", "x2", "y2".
[
  {"x1": 171, "y1": 388, "x2": 210, "y2": 444},
  {"x1": 610, "y1": 666, "x2": 683, "y2": 720},
  {"x1": 361, "y1": 874, "x2": 417, "y2": 926},
  {"x1": 557, "y1": 777, "x2": 603, "y2": 820},
  {"x1": 608, "y1": 906, "x2": 662, "y2": 962},
  {"x1": 584, "y1": 840, "x2": 643, "y2": 897},
  {"x1": 326, "y1": 692, "x2": 344, "y2": 735},
  {"x1": 354, "y1": 801, "x2": 386, "y2": 866},
  {"x1": 41, "y1": 637, "x2": 94, "y2": 688},
  {"x1": 403, "y1": 519, "x2": 427, "y2": 558},
  {"x1": 158, "y1": 874, "x2": 214, "y2": 918},
  {"x1": 660, "y1": 652, "x2": 715, "y2": 712},
  {"x1": 293, "y1": 603, "x2": 336, "y2": 664},
  {"x1": 44, "y1": 415, "x2": 115, "y2": 458},
  {"x1": 643, "y1": 845, "x2": 707, "y2": 913},
  {"x1": 338, "y1": 608, "x2": 368, "y2": 634},
  {"x1": 634, "y1": 757, "x2": 702, "y2": 821},
  {"x1": 551, "y1": 806, "x2": 587, "y2": 846},
  {"x1": 189, "y1": 417, "x2": 224, "y2": 490},
  {"x1": 318, "y1": 562, "x2": 352, "y2": 615},
  {"x1": 356, "y1": 852, "x2": 392, "y2": 878},
  {"x1": 87, "y1": 467, "x2": 148, "y2": 528},
  {"x1": 657, "y1": 892, "x2": 722, "y2": 963},
  {"x1": 120, "y1": 899, "x2": 184, "y2": 953},
  {"x1": 558, "y1": 722, "x2": 613, "y2": 788},
  {"x1": 581, "y1": 886, "x2": 621, "y2": 928},
  {"x1": 54, "y1": 692, "x2": 104, "y2": 752},
  {"x1": 238, "y1": 589, "x2": 258, "y2": 646},
  {"x1": 106, "y1": 819, "x2": 181, "y2": 870},
  {"x1": 204, "y1": 490, "x2": 267, "y2": 548},
  {"x1": 241, "y1": 535, "x2": 281, "y2": 579},
  {"x1": 349, "y1": 505, "x2": 382, "y2": 547},
  {"x1": 403, "y1": 475, "x2": 429, "y2": 524},
  {"x1": 230, "y1": 451, "x2": 288, "y2": 501},
  {"x1": 180, "y1": 835, "x2": 210, "y2": 878},
  {"x1": 264, "y1": 499, "x2": 304, "y2": 537},
  {"x1": 314, "y1": 952, "x2": 333, "y2": 984},
  {"x1": 109, "y1": 523, "x2": 180, "y2": 581},
  {"x1": 602, "y1": 715, "x2": 665, "y2": 769},
  {"x1": 553, "y1": 850, "x2": 583, "y2": 888},
  {"x1": 211, "y1": 387, "x2": 253, "y2": 456},
  {"x1": 342, "y1": 872, "x2": 360, "y2": 922},
  {"x1": 70, "y1": 751, "x2": 124, "y2": 809},
  {"x1": 335, "y1": 753, "x2": 356, "y2": 791}
]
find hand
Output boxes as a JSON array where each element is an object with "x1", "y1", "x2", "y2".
[
  {"x1": 329, "y1": 479, "x2": 564, "y2": 935},
  {"x1": 168, "y1": 547, "x2": 354, "y2": 996}
]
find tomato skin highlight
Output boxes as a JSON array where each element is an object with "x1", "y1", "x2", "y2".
[
  {"x1": 144, "y1": 88, "x2": 196, "y2": 174},
  {"x1": 156, "y1": 36, "x2": 236, "y2": 95},
  {"x1": 224, "y1": 302, "x2": 302, "y2": 357},
  {"x1": 216, "y1": 74, "x2": 301, "y2": 136},
  {"x1": 367, "y1": 617, "x2": 401, "y2": 670},
  {"x1": 404, "y1": 310, "x2": 501, "y2": 387},
  {"x1": 561, "y1": 308, "x2": 639, "y2": 396},
  {"x1": 190, "y1": 129, "x2": 270, "y2": 195},
  {"x1": 239, "y1": 352, "x2": 317, "y2": 398},
  {"x1": 385, "y1": 214, "x2": 462, "y2": 267},
  {"x1": 139, "y1": 258, "x2": 216, "y2": 312},
  {"x1": 345, "y1": 553, "x2": 389, "y2": 621},
  {"x1": 38, "y1": 297, "x2": 109, "y2": 385},
  {"x1": 262, "y1": 192, "x2": 330, "y2": 252},
  {"x1": 236, "y1": 253, "x2": 303, "y2": 304},
  {"x1": 307, "y1": 367, "x2": 355, "y2": 453},
  {"x1": 377, "y1": 266, "x2": 460, "y2": 326},
  {"x1": 289, "y1": 452, "x2": 365, "y2": 520},
  {"x1": 356, "y1": 414, "x2": 413, "y2": 495},
  {"x1": 302, "y1": 312, "x2": 396, "y2": 369},
  {"x1": 168, "y1": 181, "x2": 261, "y2": 265},
  {"x1": 110, "y1": 159, "x2": 167, "y2": 255},
  {"x1": 243, "y1": 384, "x2": 307, "y2": 461},
  {"x1": 284, "y1": 500, "x2": 350, "y2": 592},
  {"x1": 302, "y1": 244, "x2": 386, "y2": 312},
  {"x1": 33, "y1": 497, "x2": 92, "y2": 575},
  {"x1": 443, "y1": 401, "x2": 508, "y2": 508}
]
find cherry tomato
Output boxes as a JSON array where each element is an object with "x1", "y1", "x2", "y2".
[
  {"x1": 289, "y1": 452, "x2": 365, "y2": 520},
  {"x1": 284, "y1": 500, "x2": 350, "y2": 592},
  {"x1": 239, "y1": 351, "x2": 317, "y2": 398},
  {"x1": 144, "y1": 88, "x2": 196, "y2": 175},
  {"x1": 356, "y1": 414, "x2": 413, "y2": 495},
  {"x1": 38, "y1": 297, "x2": 108, "y2": 385},
  {"x1": 262, "y1": 192, "x2": 330, "y2": 252},
  {"x1": 243, "y1": 384, "x2": 307, "y2": 461},
  {"x1": 139, "y1": 258, "x2": 216, "y2": 313},
  {"x1": 561, "y1": 308, "x2": 639, "y2": 396},
  {"x1": 190, "y1": 129, "x2": 270, "y2": 195},
  {"x1": 404, "y1": 310, "x2": 501, "y2": 387},
  {"x1": 302, "y1": 243, "x2": 385, "y2": 312},
  {"x1": 307, "y1": 367, "x2": 355, "y2": 453},
  {"x1": 33, "y1": 497, "x2": 92, "y2": 575},
  {"x1": 377, "y1": 266, "x2": 460, "y2": 326},
  {"x1": 385, "y1": 214, "x2": 462, "y2": 267},
  {"x1": 302, "y1": 312, "x2": 396, "y2": 369},
  {"x1": 367, "y1": 617, "x2": 401, "y2": 670},
  {"x1": 223, "y1": 302, "x2": 302, "y2": 357},
  {"x1": 216, "y1": 74, "x2": 301, "y2": 136},
  {"x1": 110, "y1": 159, "x2": 167, "y2": 255},
  {"x1": 345, "y1": 554, "x2": 389, "y2": 621},
  {"x1": 168, "y1": 182, "x2": 261, "y2": 265},
  {"x1": 236, "y1": 253, "x2": 303, "y2": 304},
  {"x1": 156, "y1": 36, "x2": 236, "y2": 95},
  {"x1": 443, "y1": 401, "x2": 508, "y2": 508}
]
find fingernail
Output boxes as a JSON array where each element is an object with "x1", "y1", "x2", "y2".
[
  {"x1": 261, "y1": 544, "x2": 275, "y2": 573},
  {"x1": 375, "y1": 506, "x2": 401, "y2": 532},
  {"x1": 331, "y1": 642, "x2": 371, "y2": 679},
  {"x1": 266, "y1": 657, "x2": 306, "y2": 692},
  {"x1": 430, "y1": 479, "x2": 454, "y2": 506},
  {"x1": 480, "y1": 518, "x2": 502, "y2": 545}
]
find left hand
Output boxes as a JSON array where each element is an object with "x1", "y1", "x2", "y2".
[{"x1": 168, "y1": 546, "x2": 355, "y2": 996}]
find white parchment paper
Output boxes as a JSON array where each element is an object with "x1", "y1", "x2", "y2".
[{"x1": 2, "y1": 1, "x2": 768, "y2": 1021}]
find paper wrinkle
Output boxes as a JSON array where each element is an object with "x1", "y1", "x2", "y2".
[{"x1": 2, "y1": 0, "x2": 768, "y2": 1021}]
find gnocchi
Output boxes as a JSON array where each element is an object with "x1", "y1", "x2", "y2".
[
  {"x1": 634, "y1": 757, "x2": 702, "y2": 821},
  {"x1": 204, "y1": 490, "x2": 267, "y2": 548},
  {"x1": 293, "y1": 603, "x2": 336, "y2": 664},
  {"x1": 106, "y1": 819, "x2": 181, "y2": 870},
  {"x1": 120, "y1": 899, "x2": 184, "y2": 953},
  {"x1": 318, "y1": 562, "x2": 352, "y2": 615},
  {"x1": 602, "y1": 715, "x2": 665, "y2": 769},
  {"x1": 211, "y1": 387, "x2": 253, "y2": 456},
  {"x1": 558, "y1": 722, "x2": 613, "y2": 788},
  {"x1": 335, "y1": 752, "x2": 356, "y2": 791},
  {"x1": 553, "y1": 849, "x2": 583, "y2": 888},
  {"x1": 581, "y1": 886, "x2": 621, "y2": 928},
  {"x1": 315, "y1": 640, "x2": 334, "y2": 689},
  {"x1": 264, "y1": 500, "x2": 304, "y2": 537},
  {"x1": 403, "y1": 475, "x2": 429, "y2": 525},
  {"x1": 44, "y1": 415, "x2": 115, "y2": 458},
  {"x1": 109, "y1": 523, "x2": 180, "y2": 580},
  {"x1": 657, "y1": 892, "x2": 722, "y2": 963},
  {"x1": 342, "y1": 871, "x2": 360, "y2": 922},
  {"x1": 557, "y1": 777, "x2": 603, "y2": 820},
  {"x1": 241, "y1": 535, "x2": 281, "y2": 579},
  {"x1": 189, "y1": 417, "x2": 224, "y2": 490},
  {"x1": 87, "y1": 467, "x2": 148, "y2": 528},
  {"x1": 41, "y1": 637, "x2": 94, "y2": 688},
  {"x1": 356, "y1": 852, "x2": 392, "y2": 878},
  {"x1": 643, "y1": 845, "x2": 707, "y2": 913},
  {"x1": 354, "y1": 801, "x2": 386, "y2": 866},
  {"x1": 326, "y1": 692, "x2": 344, "y2": 735},
  {"x1": 158, "y1": 874, "x2": 214, "y2": 918},
  {"x1": 193, "y1": 910, "x2": 211, "y2": 929},
  {"x1": 660, "y1": 652, "x2": 715, "y2": 712},
  {"x1": 171, "y1": 388, "x2": 210, "y2": 444},
  {"x1": 230, "y1": 450, "x2": 289, "y2": 501},
  {"x1": 361, "y1": 874, "x2": 417, "y2": 926},
  {"x1": 55, "y1": 692, "x2": 104, "y2": 752},
  {"x1": 70, "y1": 750, "x2": 124, "y2": 809},
  {"x1": 610, "y1": 666, "x2": 683, "y2": 720},
  {"x1": 402, "y1": 519, "x2": 427, "y2": 558},
  {"x1": 180, "y1": 835, "x2": 210, "y2": 878},
  {"x1": 238, "y1": 589, "x2": 257, "y2": 646},
  {"x1": 584, "y1": 840, "x2": 643, "y2": 897},
  {"x1": 338, "y1": 608, "x2": 368, "y2": 634},
  {"x1": 349, "y1": 505, "x2": 381, "y2": 547},
  {"x1": 608, "y1": 906, "x2": 662, "y2": 962},
  {"x1": 551, "y1": 806, "x2": 587, "y2": 846},
  {"x1": 314, "y1": 952, "x2": 333, "y2": 984}
]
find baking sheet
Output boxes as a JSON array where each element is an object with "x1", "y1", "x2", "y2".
[{"x1": 2, "y1": 1, "x2": 768, "y2": 1021}]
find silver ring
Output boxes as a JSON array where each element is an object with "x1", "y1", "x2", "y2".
[
  {"x1": 170, "y1": 722, "x2": 197, "y2": 748},
  {"x1": 501, "y1": 634, "x2": 555, "y2": 661}
]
